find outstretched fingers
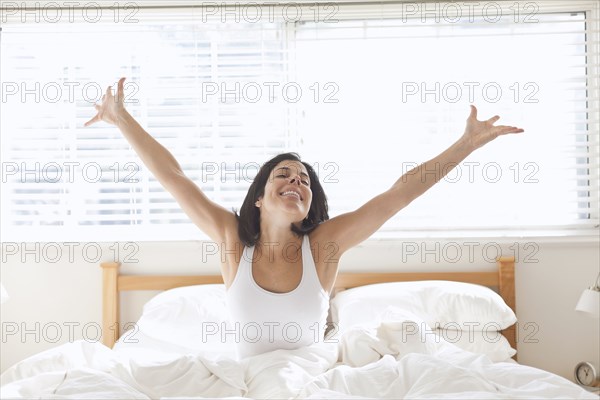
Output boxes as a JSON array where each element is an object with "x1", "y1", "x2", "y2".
[
  {"x1": 105, "y1": 85, "x2": 114, "y2": 101},
  {"x1": 487, "y1": 115, "x2": 500, "y2": 124},
  {"x1": 468, "y1": 104, "x2": 478, "y2": 120},
  {"x1": 470, "y1": 105, "x2": 524, "y2": 134},
  {"x1": 495, "y1": 125, "x2": 524, "y2": 135},
  {"x1": 84, "y1": 114, "x2": 100, "y2": 127},
  {"x1": 117, "y1": 77, "x2": 126, "y2": 100},
  {"x1": 84, "y1": 78, "x2": 128, "y2": 128},
  {"x1": 84, "y1": 101, "x2": 104, "y2": 126}
]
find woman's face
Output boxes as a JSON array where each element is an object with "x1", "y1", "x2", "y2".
[{"x1": 258, "y1": 160, "x2": 313, "y2": 221}]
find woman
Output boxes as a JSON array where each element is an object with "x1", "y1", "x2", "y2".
[{"x1": 85, "y1": 77, "x2": 524, "y2": 358}]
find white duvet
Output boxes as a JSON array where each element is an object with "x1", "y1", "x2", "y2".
[{"x1": 1, "y1": 322, "x2": 596, "y2": 399}]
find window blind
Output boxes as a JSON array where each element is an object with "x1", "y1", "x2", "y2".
[
  {"x1": 0, "y1": 16, "x2": 294, "y2": 241},
  {"x1": 0, "y1": 1, "x2": 598, "y2": 242},
  {"x1": 293, "y1": 3, "x2": 600, "y2": 236}
]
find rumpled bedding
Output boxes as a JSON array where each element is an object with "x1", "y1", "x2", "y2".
[{"x1": 2, "y1": 321, "x2": 596, "y2": 399}]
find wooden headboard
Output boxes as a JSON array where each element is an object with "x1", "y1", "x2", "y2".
[{"x1": 100, "y1": 256, "x2": 516, "y2": 358}]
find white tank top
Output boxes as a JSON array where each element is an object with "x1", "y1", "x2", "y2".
[{"x1": 226, "y1": 234, "x2": 330, "y2": 359}]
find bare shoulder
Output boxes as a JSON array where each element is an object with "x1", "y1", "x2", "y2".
[
  {"x1": 308, "y1": 213, "x2": 360, "y2": 256},
  {"x1": 307, "y1": 192, "x2": 398, "y2": 258},
  {"x1": 308, "y1": 224, "x2": 344, "y2": 265},
  {"x1": 215, "y1": 214, "x2": 244, "y2": 288},
  {"x1": 308, "y1": 224, "x2": 344, "y2": 294}
]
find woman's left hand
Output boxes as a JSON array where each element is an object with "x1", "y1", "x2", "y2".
[{"x1": 461, "y1": 105, "x2": 524, "y2": 151}]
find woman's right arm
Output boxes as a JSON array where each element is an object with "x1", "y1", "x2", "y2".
[{"x1": 84, "y1": 78, "x2": 237, "y2": 243}]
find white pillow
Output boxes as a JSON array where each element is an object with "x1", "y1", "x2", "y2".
[
  {"x1": 116, "y1": 284, "x2": 236, "y2": 357},
  {"x1": 336, "y1": 300, "x2": 517, "y2": 363},
  {"x1": 337, "y1": 306, "x2": 516, "y2": 366},
  {"x1": 330, "y1": 280, "x2": 517, "y2": 334},
  {"x1": 379, "y1": 305, "x2": 516, "y2": 362},
  {"x1": 434, "y1": 327, "x2": 517, "y2": 362}
]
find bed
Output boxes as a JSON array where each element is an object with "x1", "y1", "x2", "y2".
[{"x1": 1, "y1": 256, "x2": 596, "y2": 399}]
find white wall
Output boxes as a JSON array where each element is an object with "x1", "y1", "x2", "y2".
[{"x1": 1, "y1": 236, "x2": 599, "y2": 382}]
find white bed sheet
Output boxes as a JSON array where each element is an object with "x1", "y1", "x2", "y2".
[{"x1": 1, "y1": 323, "x2": 596, "y2": 400}]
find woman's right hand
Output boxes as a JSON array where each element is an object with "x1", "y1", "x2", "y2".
[{"x1": 84, "y1": 77, "x2": 128, "y2": 127}]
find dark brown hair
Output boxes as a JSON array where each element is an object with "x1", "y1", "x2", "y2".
[{"x1": 233, "y1": 152, "x2": 329, "y2": 247}]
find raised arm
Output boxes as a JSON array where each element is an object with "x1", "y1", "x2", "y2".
[
  {"x1": 85, "y1": 78, "x2": 237, "y2": 242},
  {"x1": 316, "y1": 105, "x2": 524, "y2": 255}
]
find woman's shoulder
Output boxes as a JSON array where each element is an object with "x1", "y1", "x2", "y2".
[{"x1": 308, "y1": 226, "x2": 342, "y2": 264}]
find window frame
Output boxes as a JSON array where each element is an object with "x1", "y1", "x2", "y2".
[{"x1": 0, "y1": 0, "x2": 598, "y2": 243}]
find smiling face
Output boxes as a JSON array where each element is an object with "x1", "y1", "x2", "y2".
[
  {"x1": 257, "y1": 160, "x2": 313, "y2": 223},
  {"x1": 236, "y1": 152, "x2": 329, "y2": 247}
]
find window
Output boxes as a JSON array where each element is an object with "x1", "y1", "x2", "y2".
[{"x1": 1, "y1": 1, "x2": 598, "y2": 241}]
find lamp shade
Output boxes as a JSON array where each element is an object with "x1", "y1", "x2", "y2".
[
  {"x1": 0, "y1": 283, "x2": 8, "y2": 304},
  {"x1": 576, "y1": 288, "x2": 600, "y2": 318}
]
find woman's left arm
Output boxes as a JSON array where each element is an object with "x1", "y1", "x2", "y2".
[
  {"x1": 317, "y1": 105, "x2": 524, "y2": 256},
  {"x1": 394, "y1": 105, "x2": 524, "y2": 207}
]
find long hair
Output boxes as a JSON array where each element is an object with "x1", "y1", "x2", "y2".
[{"x1": 234, "y1": 152, "x2": 329, "y2": 247}]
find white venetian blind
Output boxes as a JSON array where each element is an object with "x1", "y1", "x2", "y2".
[
  {"x1": 294, "y1": 1, "x2": 600, "y2": 236},
  {"x1": 0, "y1": 1, "x2": 598, "y2": 242},
  {"x1": 1, "y1": 12, "x2": 295, "y2": 241}
]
